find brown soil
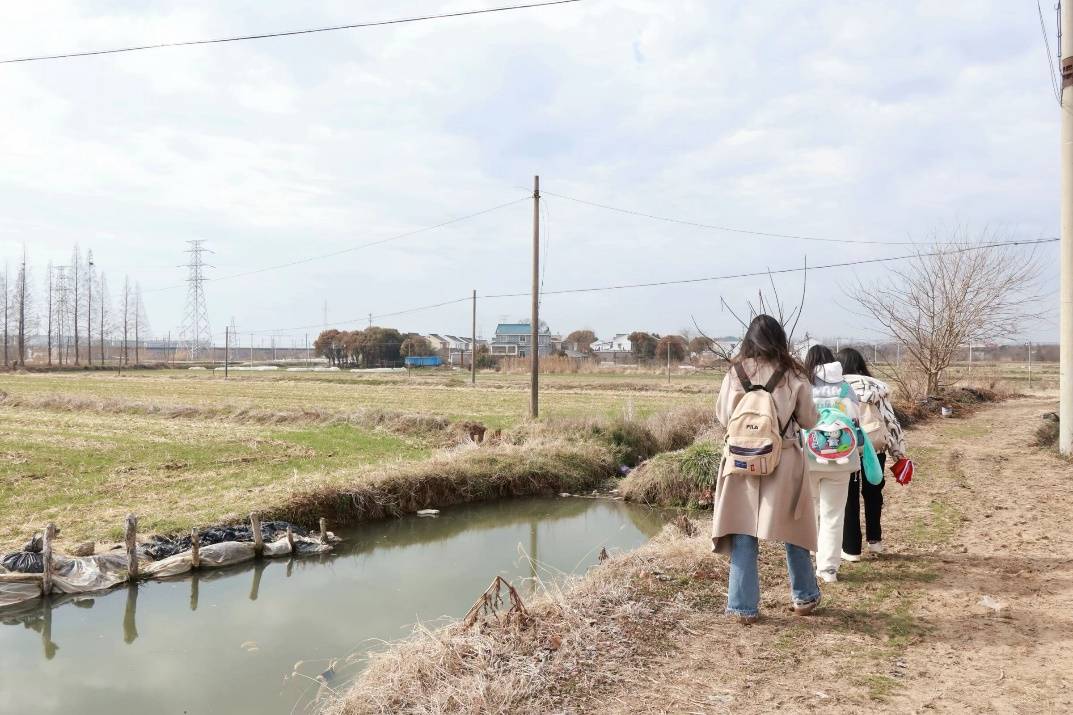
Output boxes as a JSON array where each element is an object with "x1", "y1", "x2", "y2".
[{"x1": 599, "y1": 395, "x2": 1073, "y2": 714}]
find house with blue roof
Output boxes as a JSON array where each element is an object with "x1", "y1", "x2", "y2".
[{"x1": 490, "y1": 322, "x2": 552, "y2": 358}]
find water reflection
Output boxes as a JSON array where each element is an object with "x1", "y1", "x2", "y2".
[{"x1": 0, "y1": 497, "x2": 667, "y2": 715}]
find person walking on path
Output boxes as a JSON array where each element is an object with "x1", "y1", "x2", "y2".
[
  {"x1": 712, "y1": 315, "x2": 821, "y2": 624},
  {"x1": 803, "y1": 344, "x2": 861, "y2": 584},
  {"x1": 836, "y1": 347, "x2": 909, "y2": 560}
]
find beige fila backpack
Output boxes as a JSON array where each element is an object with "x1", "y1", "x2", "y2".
[{"x1": 722, "y1": 364, "x2": 787, "y2": 477}]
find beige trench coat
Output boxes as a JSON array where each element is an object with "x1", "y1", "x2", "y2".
[{"x1": 711, "y1": 359, "x2": 820, "y2": 554}]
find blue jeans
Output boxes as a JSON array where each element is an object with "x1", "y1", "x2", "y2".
[{"x1": 726, "y1": 533, "x2": 821, "y2": 617}]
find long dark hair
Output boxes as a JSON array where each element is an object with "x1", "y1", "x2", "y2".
[
  {"x1": 836, "y1": 347, "x2": 872, "y2": 378},
  {"x1": 804, "y1": 344, "x2": 836, "y2": 381},
  {"x1": 735, "y1": 314, "x2": 803, "y2": 377}
]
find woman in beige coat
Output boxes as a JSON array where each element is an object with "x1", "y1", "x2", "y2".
[{"x1": 712, "y1": 315, "x2": 822, "y2": 624}]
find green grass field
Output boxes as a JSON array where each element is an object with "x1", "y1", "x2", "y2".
[{"x1": 0, "y1": 369, "x2": 715, "y2": 549}]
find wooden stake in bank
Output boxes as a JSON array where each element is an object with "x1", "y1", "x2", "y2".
[
  {"x1": 42, "y1": 523, "x2": 56, "y2": 596},
  {"x1": 530, "y1": 175, "x2": 540, "y2": 419},
  {"x1": 124, "y1": 514, "x2": 138, "y2": 579},
  {"x1": 190, "y1": 528, "x2": 200, "y2": 569},
  {"x1": 250, "y1": 512, "x2": 263, "y2": 556}
]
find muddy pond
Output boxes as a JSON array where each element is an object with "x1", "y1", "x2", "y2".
[{"x1": 0, "y1": 497, "x2": 667, "y2": 714}]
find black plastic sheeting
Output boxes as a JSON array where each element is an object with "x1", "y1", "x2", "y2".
[
  {"x1": 1, "y1": 533, "x2": 45, "y2": 573},
  {"x1": 1, "y1": 551, "x2": 43, "y2": 574},
  {"x1": 141, "y1": 520, "x2": 310, "y2": 560}
]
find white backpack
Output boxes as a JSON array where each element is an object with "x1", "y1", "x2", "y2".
[
  {"x1": 859, "y1": 399, "x2": 890, "y2": 453},
  {"x1": 722, "y1": 364, "x2": 787, "y2": 478}
]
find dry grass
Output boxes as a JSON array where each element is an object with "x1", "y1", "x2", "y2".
[{"x1": 324, "y1": 521, "x2": 713, "y2": 715}]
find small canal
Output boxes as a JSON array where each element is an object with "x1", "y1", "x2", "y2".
[{"x1": 0, "y1": 497, "x2": 667, "y2": 714}]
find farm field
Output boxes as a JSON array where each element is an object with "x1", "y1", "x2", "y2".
[{"x1": 0, "y1": 369, "x2": 714, "y2": 549}]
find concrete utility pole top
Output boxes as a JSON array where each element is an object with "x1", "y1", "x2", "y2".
[{"x1": 1060, "y1": 2, "x2": 1073, "y2": 453}]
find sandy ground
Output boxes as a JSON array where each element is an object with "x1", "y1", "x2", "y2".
[{"x1": 600, "y1": 395, "x2": 1072, "y2": 714}]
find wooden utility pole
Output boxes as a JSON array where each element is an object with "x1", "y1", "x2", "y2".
[
  {"x1": 1061, "y1": 0, "x2": 1073, "y2": 453},
  {"x1": 471, "y1": 289, "x2": 477, "y2": 386},
  {"x1": 530, "y1": 175, "x2": 540, "y2": 419},
  {"x1": 224, "y1": 326, "x2": 229, "y2": 379}
]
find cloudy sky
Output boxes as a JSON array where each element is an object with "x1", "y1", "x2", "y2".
[{"x1": 0, "y1": 0, "x2": 1061, "y2": 347}]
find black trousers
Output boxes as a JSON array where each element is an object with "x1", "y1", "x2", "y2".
[{"x1": 843, "y1": 453, "x2": 886, "y2": 556}]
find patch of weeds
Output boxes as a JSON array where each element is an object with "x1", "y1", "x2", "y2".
[
  {"x1": 860, "y1": 674, "x2": 899, "y2": 701},
  {"x1": 909, "y1": 499, "x2": 962, "y2": 546}
]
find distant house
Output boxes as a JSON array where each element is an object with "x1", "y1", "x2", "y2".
[
  {"x1": 424, "y1": 333, "x2": 487, "y2": 365},
  {"x1": 591, "y1": 334, "x2": 632, "y2": 353},
  {"x1": 589, "y1": 333, "x2": 633, "y2": 363},
  {"x1": 490, "y1": 322, "x2": 552, "y2": 357}
]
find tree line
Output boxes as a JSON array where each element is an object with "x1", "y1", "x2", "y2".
[
  {"x1": 1, "y1": 244, "x2": 151, "y2": 368},
  {"x1": 313, "y1": 328, "x2": 439, "y2": 367},
  {"x1": 564, "y1": 329, "x2": 714, "y2": 363}
]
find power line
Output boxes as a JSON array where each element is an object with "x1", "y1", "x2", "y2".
[
  {"x1": 0, "y1": 0, "x2": 585, "y2": 65},
  {"x1": 1038, "y1": 0, "x2": 1062, "y2": 105},
  {"x1": 482, "y1": 238, "x2": 1059, "y2": 298},
  {"x1": 542, "y1": 189, "x2": 966, "y2": 246},
  {"x1": 141, "y1": 195, "x2": 528, "y2": 294},
  {"x1": 246, "y1": 296, "x2": 472, "y2": 336},
  {"x1": 231, "y1": 237, "x2": 1057, "y2": 335}
]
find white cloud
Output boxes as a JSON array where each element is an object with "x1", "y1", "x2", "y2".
[{"x1": 0, "y1": 0, "x2": 1059, "y2": 343}]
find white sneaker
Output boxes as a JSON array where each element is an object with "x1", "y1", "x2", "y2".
[
  {"x1": 867, "y1": 541, "x2": 885, "y2": 555},
  {"x1": 818, "y1": 569, "x2": 838, "y2": 584},
  {"x1": 841, "y1": 550, "x2": 862, "y2": 562}
]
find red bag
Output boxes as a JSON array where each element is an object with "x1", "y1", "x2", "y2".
[{"x1": 892, "y1": 458, "x2": 914, "y2": 486}]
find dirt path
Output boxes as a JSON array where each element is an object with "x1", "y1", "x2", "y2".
[{"x1": 604, "y1": 395, "x2": 1073, "y2": 714}]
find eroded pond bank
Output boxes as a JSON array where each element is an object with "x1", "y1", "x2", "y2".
[{"x1": 0, "y1": 497, "x2": 666, "y2": 714}]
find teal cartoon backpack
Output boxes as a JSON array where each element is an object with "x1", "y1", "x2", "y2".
[{"x1": 804, "y1": 405, "x2": 861, "y2": 472}]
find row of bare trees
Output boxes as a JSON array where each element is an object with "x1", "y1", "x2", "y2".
[{"x1": 2, "y1": 244, "x2": 151, "y2": 368}]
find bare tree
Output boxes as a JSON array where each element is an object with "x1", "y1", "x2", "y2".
[
  {"x1": 71, "y1": 245, "x2": 81, "y2": 365},
  {"x1": 853, "y1": 234, "x2": 1042, "y2": 396},
  {"x1": 122, "y1": 275, "x2": 131, "y2": 365},
  {"x1": 99, "y1": 273, "x2": 110, "y2": 365},
  {"x1": 1, "y1": 262, "x2": 8, "y2": 367},
  {"x1": 134, "y1": 283, "x2": 148, "y2": 366},
  {"x1": 86, "y1": 250, "x2": 94, "y2": 366},
  {"x1": 15, "y1": 248, "x2": 28, "y2": 367}
]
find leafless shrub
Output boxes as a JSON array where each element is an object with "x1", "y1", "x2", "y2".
[{"x1": 853, "y1": 231, "x2": 1043, "y2": 397}]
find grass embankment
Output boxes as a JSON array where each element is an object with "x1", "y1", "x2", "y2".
[{"x1": 0, "y1": 370, "x2": 713, "y2": 550}]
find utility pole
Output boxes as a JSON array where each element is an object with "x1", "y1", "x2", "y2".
[
  {"x1": 224, "y1": 326, "x2": 229, "y2": 379},
  {"x1": 368, "y1": 313, "x2": 372, "y2": 329},
  {"x1": 305, "y1": 333, "x2": 309, "y2": 364},
  {"x1": 471, "y1": 289, "x2": 477, "y2": 386},
  {"x1": 530, "y1": 175, "x2": 540, "y2": 419},
  {"x1": 1061, "y1": 0, "x2": 1073, "y2": 453},
  {"x1": 666, "y1": 344, "x2": 671, "y2": 385}
]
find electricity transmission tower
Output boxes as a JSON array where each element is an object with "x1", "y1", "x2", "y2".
[
  {"x1": 54, "y1": 266, "x2": 71, "y2": 364},
  {"x1": 179, "y1": 240, "x2": 213, "y2": 361}
]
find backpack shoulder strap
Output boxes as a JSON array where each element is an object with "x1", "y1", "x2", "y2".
[
  {"x1": 733, "y1": 363, "x2": 754, "y2": 391},
  {"x1": 763, "y1": 368, "x2": 786, "y2": 393}
]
